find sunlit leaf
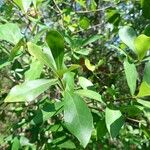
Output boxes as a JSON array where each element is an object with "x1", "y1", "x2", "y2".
[
  {"x1": 105, "y1": 107, "x2": 124, "y2": 138},
  {"x1": 119, "y1": 26, "x2": 137, "y2": 51},
  {"x1": 0, "y1": 23, "x2": 23, "y2": 44},
  {"x1": 4, "y1": 79, "x2": 57, "y2": 102},
  {"x1": 64, "y1": 91, "x2": 93, "y2": 147},
  {"x1": 135, "y1": 34, "x2": 150, "y2": 60},
  {"x1": 124, "y1": 59, "x2": 138, "y2": 95}
]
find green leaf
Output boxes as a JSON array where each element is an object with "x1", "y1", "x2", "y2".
[
  {"x1": 12, "y1": 137, "x2": 20, "y2": 150},
  {"x1": 4, "y1": 79, "x2": 57, "y2": 102},
  {"x1": 85, "y1": 59, "x2": 95, "y2": 72},
  {"x1": 82, "y1": 35, "x2": 102, "y2": 47},
  {"x1": 134, "y1": 34, "x2": 150, "y2": 60},
  {"x1": 74, "y1": 48, "x2": 91, "y2": 56},
  {"x1": 106, "y1": 8, "x2": 120, "y2": 26},
  {"x1": 75, "y1": 89, "x2": 103, "y2": 103},
  {"x1": 79, "y1": 17, "x2": 90, "y2": 29},
  {"x1": 13, "y1": 0, "x2": 32, "y2": 13},
  {"x1": 27, "y1": 42, "x2": 57, "y2": 73},
  {"x1": 141, "y1": 0, "x2": 150, "y2": 19},
  {"x1": 123, "y1": 59, "x2": 138, "y2": 95},
  {"x1": 57, "y1": 140, "x2": 76, "y2": 149},
  {"x1": 32, "y1": 0, "x2": 44, "y2": 7},
  {"x1": 64, "y1": 92, "x2": 93, "y2": 147},
  {"x1": 9, "y1": 38, "x2": 24, "y2": 61},
  {"x1": 46, "y1": 30, "x2": 64, "y2": 70},
  {"x1": 105, "y1": 107, "x2": 124, "y2": 138},
  {"x1": 90, "y1": 0, "x2": 97, "y2": 11},
  {"x1": 143, "y1": 61, "x2": 150, "y2": 84},
  {"x1": 137, "y1": 99, "x2": 150, "y2": 109},
  {"x1": 119, "y1": 26, "x2": 137, "y2": 51},
  {"x1": 137, "y1": 81, "x2": 150, "y2": 97},
  {"x1": 63, "y1": 72, "x2": 75, "y2": 92},
  {"x1": 25, "y1": 58, "x2": 44, "y2": 81},
  {"x1": 0, "y1": 23, "x2": 23, "y2": 44},
  {"x1": 31, "y1": 101, "x2": 63, "y2": 125},
  {"x1": 79, "y1": 76, "x2": 93, "y2": 89},
  {"x1": 96, "y1": 119, "x2": 107, "y2": 139}
]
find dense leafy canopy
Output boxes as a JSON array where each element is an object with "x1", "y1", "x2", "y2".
[{"x1": 1, "y1": 0, "x2": 150, "y2": 149}]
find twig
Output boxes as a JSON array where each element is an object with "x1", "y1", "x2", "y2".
[
  {"x1": 73, "y1": 23, "x2": 102, "y2": 34},
  {"x1": 75, "y1": 6, "x2": 112, "y2": 14},
  {"x1": 52, "y1": 0, "x2": 62, "y2": 14},
  {"x1": 127, "y1": 117, "x2": 146, "y2": 125}
]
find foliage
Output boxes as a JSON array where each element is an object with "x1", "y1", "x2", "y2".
[{"x1": 1, "y1": 0, "x2": 150, "y2": 149}]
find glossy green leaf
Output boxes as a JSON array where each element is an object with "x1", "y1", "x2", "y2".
[
  {"x1": 79, "y1": 76, "x2": 93, "y2": 89},
  {"x1": 64, "y1": 92, "x2": 93, "y2": 147},
  {"x1": 31, "y1": 101, "x2": 63, "y2": 125},
  {"x1": 27, "y1": 42, "x2": 57, "y2": 72},
  {"x1": 137, "y1": 81, "x2": 150, "y2": 97},
  {"x1": 46, "y1": 30, "x2": 64, "y2": 70},
  {"x1": 137, "y1": 99, "x2": 150, "y2": 109},
  {"x1": 75, "y1": 89, "x2": 103, "y2": 103},
  {"x1": 105, "y1": 107, "x2": 124, "y2": 138},
  {"x1": 141, "y1": 0, "x2": 150, "y2": 19},
  {"x1": 135, "y1": 34, "x2": 150, "y2": 59},
  {"x1": 124, "y1": 59, "x2": 138, "y2": 95},
  {"x1": 4, "y1": 79, "x2": 57, "y2": 102},
  {"x1": 119, "y1": 26, "x2": 137, "y2": 51},
  {"x1": 143, "y1": 61, "x2": 150, "y2": 84},
  {"x1": 0, "y1": 23, "x2": 23, "y2": 44},
  {"x1": 25, "y1": 59, "x2": 44, "y2": 81}
]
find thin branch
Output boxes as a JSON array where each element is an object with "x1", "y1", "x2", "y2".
[
  {"x1": 73, "y1": 23, "x2": 102, "y2": 34},
  {"x1": 52, "y1": 0, "x2": 62, "y2": 14},
  {"x1": 75, "y1": 6, "x2": 112, "y2": 14}
]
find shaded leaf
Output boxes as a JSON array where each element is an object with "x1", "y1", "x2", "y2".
[
  {"x1": 82, "y1": 35, "x2": 102, "y2": 47},
  {"x1": 46, "y1": 30, "x2": 64, "y2": 70},
  {"x1": 31, "y1": 101, "x2": 63, "y2": 125},
  {"x1": 141, "y1": 0, "x2": 150, "y2": 19}
]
